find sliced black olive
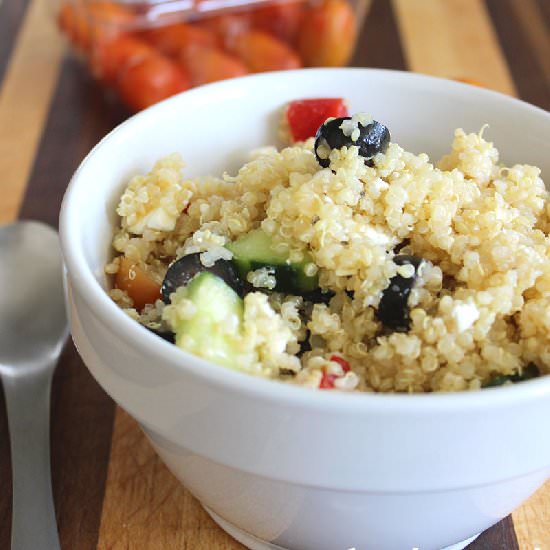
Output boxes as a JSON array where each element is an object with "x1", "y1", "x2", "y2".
[
  {"x1": 376, "y1": 255, "x2": 424, "y2": 332},
  {"x1": 483, "y1": 363, "x2": 540, "y2": 388},
  {"x1": 302, "y1": 288, "x2": 335, "y2": 304},
  {"x1": 314, "y1": 115, "x2": 390, "y2": 168},
  {"x1": 279, "y1": 368, "x2": 298, "y2": 376},
  {"x1": 145, "y1": 325, "x2": 175, "y2": 344},
  {"x1": 161, "y1": 253, "x2": 244, "y2": 303},
  {"x1": 298, "y1": 333, "x2": 312, "y2": 357}
]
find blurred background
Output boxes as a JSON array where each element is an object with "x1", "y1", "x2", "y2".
[{"x1": 0, "y1": 0, "x2": 548, "y2": 548}]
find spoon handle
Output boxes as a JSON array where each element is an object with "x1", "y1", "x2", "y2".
[{"x1": 3, "y1": 366, "x2": 61, "y2": 550}]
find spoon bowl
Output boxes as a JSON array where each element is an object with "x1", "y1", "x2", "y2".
[
  {"x1": 0, "y1": 221, "x2": 67, "y2": 374},
  {"x1": 0, "y1": 220, "x2": 67, "y2": 550}
]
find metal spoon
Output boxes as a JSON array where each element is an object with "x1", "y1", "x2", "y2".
[{"x1": 0, "y1": 221, "x2": 67, "y2": 550}]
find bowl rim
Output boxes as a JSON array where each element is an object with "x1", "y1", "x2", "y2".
[{"x1": 59, "y1": 67, "x2": 550, "y2": 413}]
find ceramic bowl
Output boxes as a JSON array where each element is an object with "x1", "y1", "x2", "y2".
[{"x1": 59, "y1": 68, "x2": 550, "y2": 550}]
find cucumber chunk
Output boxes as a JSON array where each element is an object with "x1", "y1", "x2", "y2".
[
  {"x1": 172, "y1": 272, "x2": 244, "y2": 369},
  {"x1": 227, "y1": 229, "x2": 318, "y2": 293}
]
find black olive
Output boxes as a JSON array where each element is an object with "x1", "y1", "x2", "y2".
[
  {"x1": 298, "y1": 333, "x2": 312, "y2": 357},
  {"x1": 161, "y1": 253, "x2": 244, "y2": 303},
  {"x1": 376, "y1": 255, "x2": 424, "y2": 332},
  {"x1": 145, "y1": 325, "x2": 175, "y2": 344},
  {"x1": 302, "y1": 288, "x2": 335, "y2": 304},
  {"x1": 314, "y1": 115, "x2": 390, "y2": 168},
  {"x1": 483, "y1": 363, "x2": 540, "y2": 388}
]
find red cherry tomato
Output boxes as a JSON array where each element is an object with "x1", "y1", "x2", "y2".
[
  {"x1": 286, "y1": 98, "x2": 348, "y2": 142},
  {"x1": 117, "y1": 54, "x2": 190, "y2": 112},
  {"x1": 181, "y1": 45, "x2": 248, "y2": 86}
]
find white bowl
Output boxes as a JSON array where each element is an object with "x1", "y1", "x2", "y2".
[{"x1": 59, "y1": 68, "x2": 550, "y2": 550}]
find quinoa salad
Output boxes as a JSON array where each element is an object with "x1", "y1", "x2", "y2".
[{"x1": 106, "y1": 99, "x2": 550, "y2": 393}]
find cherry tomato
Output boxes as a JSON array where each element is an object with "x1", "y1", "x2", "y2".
[
  {"x1": 181, "y1": 45, "x2": 248, "y2": 86},
  {"x1": 200, "y1": 14, "x2": 252, "y2": 50},
  {"x1": 286, "y1": 98, "x2": 348, "y2": 142},
  {"x1": 91, "y1": 34, "x2": 155, "y2": 84},
  {"x1": 231, "y1": 30, "x2": 301, "y2": 72},
  {"x1": 251, "y1": 1, "x2": 305, "y2": 44},
  {"x1": 141, "y1": 23, "x2": 218, "y2": 58},
  {"x1": 58, "y1": 1, "x2": 134, "y2": 52},
  {"x1": 298, "y1": 0, "x2": 356, "y2": 67},
  {"x1": 57, "y1": 3, "x2": 90, "y2": 51},
  {"x1": 117, "y1": 54, "x2": 190, "y2": 112},
  {"x1": 115, "y1": 257, "x2": 162, "y2": 311}
]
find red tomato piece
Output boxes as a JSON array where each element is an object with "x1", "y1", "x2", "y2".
[
  {"x1": 319, "y1": 371, "x2": 338, "y2": 389},
  {"x1": 330, "y1": 354, "x2": 350, "y2": 372},
  {"x1": 117, "y1": 54, "x2": 190, "y2": 112},
  {"x1": 286, "y1": 98, "x2": 348, "y2": 142}
]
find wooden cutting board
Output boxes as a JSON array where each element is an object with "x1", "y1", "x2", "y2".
[{"x1": 0, "y1": 0, "x2": 548, "y2": 548}]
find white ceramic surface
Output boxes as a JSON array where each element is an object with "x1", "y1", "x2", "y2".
[{"x1": 60, "y1": 68, "x2": 550, "y2": 550}]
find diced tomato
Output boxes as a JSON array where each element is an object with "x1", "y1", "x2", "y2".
[
  {"x1": 115, "y1": 257, "x2": 162, "y2": 311},
  {"x1": 319, "y1": 371, "x2": 338, "y2": 389},
  {"x1": 330, "y1": 354, "x2": 350, "y2": 372},
  {"x1": 286, "y1": 98, "x2": 348, "y2": 142},
  {"x1": 116, "y1": 53, "x2": 190, "y2": 111},
  {"x1": 181, "y1": 45, "x2": 248, "y2": 86}
]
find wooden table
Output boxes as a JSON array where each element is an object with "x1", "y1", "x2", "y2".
[{"x1": 0, "y1": 0, "x2": 548, "y2": 548}]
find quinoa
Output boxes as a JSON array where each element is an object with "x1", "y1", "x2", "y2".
[{"x1": 107, "y1": 126, "x2": 550, "y2": 393}]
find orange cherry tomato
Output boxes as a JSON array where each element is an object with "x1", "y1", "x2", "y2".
[
  {"x1": 231, "y1": 30, "x2": 301, "y2": 72},
  {"x1": 298, "y1": 0, "x2": 357, "y2": 67},
  {"x1": 115, "y1": 257, "x2": 162, "y2": 311},
  {"x1": 181, "y1": 45, "x2": 248, "y2": 86},
  {"x1": 141, "y1": 23, "x2": 218, "y2": 58},
  {"x1": 58, "y1": 1, "x2": 134, "y2": 52},
  {"x1": 57, "y1": 3, "x2": 90, "y2": 51},
  {"x1": 117, "y1": 54, "x2": 190, "y2": 112},
  {"x1": 200, "y1": 14, "x2": 252, "y2": 50},
  {"x1": 91, "y1": 34, "x2": 155, "y2": 84},
  {"x1": 251, "y1": 1, "x2": 305, "y2": 44}
]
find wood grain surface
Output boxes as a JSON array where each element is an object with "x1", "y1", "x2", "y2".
[{"x1": 0, "y1": 0, "x2": 548, "y2": 548}]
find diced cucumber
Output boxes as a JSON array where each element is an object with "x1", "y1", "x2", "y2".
[
  {"x1": 227, "y1": 229, "x2": 318, "y2": 293},
  {"x1": 172, "y1": 272, "x2": 244, "y2": 369}
]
